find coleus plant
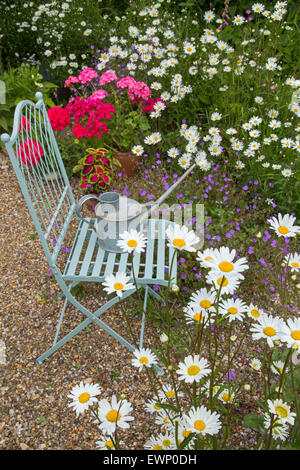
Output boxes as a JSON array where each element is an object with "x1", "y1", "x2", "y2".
[{"x1": 73, "y1": 147, "x2": 121, "y2": 193}]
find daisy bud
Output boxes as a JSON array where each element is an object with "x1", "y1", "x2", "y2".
[
  {"x1": 244, "y1": 384, "x2": 250, "y2": 391},
  {"x1": 230, "y1": 335, "x2": 237, "y2": 342},
  {"x1": 274, "y1": 340, "x2": 281, "y2": 346},
  {"x1": 256, "y1": 232, "x2": 262, "y2": 238},
  {"x1": 292, "y1": 342, "x2": 299, "y2": 350},
  {"x1": 281, "y1": 262, "x2": 286, "y2": 267},
  {"x1": 168, "y1": 365, "x2": 173, "y2": 371},
  {"x1": 171, "y1": 284, "x2": 179, "y2": 293},
  {"x1": 120, "y1": 393, "x2": 127, "y2": 400},
  {"x1": 291, "y1": 275, "x2": 297, "y2": 281},
  {"x1": 160, "y1": 333, "x2": 169, "y2": 343},
  {"x1": 297, "y1": 284, "x2": 300, "y2": 289}
]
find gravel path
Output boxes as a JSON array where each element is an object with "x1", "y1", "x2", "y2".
[{"x1": 0, "y1": 151, "x2": 162, "y2": 450}]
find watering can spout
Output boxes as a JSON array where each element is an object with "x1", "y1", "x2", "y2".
[{"x1": 142, "y1": 163, "x2": 196, "y2": 221}]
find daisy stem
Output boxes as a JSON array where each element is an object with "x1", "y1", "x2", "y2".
[
  {"x1": 120, "y1": 302, "x2": 138, "y2": 348},
  {"x1": 277, "y1": 348, "x2": 292, "y2": 399},
  {"x1": 290, "y1": 357, "x2": 300, "y2": 429},
  {"x1": 262, "y1": 344, "x2": 269, "y2": 399}
]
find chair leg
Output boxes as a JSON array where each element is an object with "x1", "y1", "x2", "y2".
[{"x1": 36, "y1": 287, "x2": 139, "y2": 364}]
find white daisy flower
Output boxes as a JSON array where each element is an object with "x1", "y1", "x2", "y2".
[
  {"x1": 96, "y1": 395, "x2": 134, "y2": 434},
  {"x1": 166, "y1": 223, "x2": 200, "y2": 252},
  {"x1": 267, "y1": 213, "x2": 300, "y2": 238},
  {"x1": 184, "y1": 303, "x2": 212, "y2": 325},
  {"x1": 102, "y1": 272, "x2": 134, "y2": 298},
  {"x1": 283, "y1": 253, "x2": 300, "y2": 271},
  {"x1": 250, "y1": 313, "x2": 284, "y2": 348},
  {"x1": 263, "y1": 415, "x2": 289, "y2": 441},
  {"x1": 247, "y1": 303, "x2": 263, "y2": 320},
  {"x1": 218, "y1": 388, "x2": 235, "y2": 404},
  {"x1": 176, "y1": 355, "x2": 211, "y2": 383},
  {"x1": 271, "y1": 360, "x2": 287, "y2": 375},
  {"x1": 206, "y1": 271, "x2": 242, "y2": 295},
  {"x1": 131, "y1": 347, "x2": 158, "y2": 372},
  {"x1": 117, "y1": 229, "x2": 147, "y2": 254},
  {"x1": 183, "y1": 406, "x2": 221, "y2": 436},
  {"x1": 267, "y1": 399, "x2": 296, "y2": 425},
  {"x1": 250, "y1": 358, "x2": 262, "y2": 371},
  {"x1": 131, "y1": 145, "x2": 144, "y2": 156},
  {"x1": 279, "y1": 318, "x2": 300, "y2": 349},
  {"x1": 188, "y1": 288, "x2": 217, "y2": 313},
  {"x1": 204, "y1": 246, "x2": 249, "y2": 278},
  {"x1": 68, "y1": 381, "x2": 101, "y2": 416},
  {"x1": 219, "y1": 298, "x2": 248, "y2": 322},
  {"x1": 95, "y1": 436, "x2": 116, "y2": 450}
]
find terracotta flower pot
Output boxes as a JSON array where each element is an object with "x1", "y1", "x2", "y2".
[{"x1": 113, "y1": 151, "x2": 140, "y2": 177}]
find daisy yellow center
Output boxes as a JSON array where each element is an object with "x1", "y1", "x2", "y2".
[
  {"x1": 153, "y1": 444, "x2": 163, "y2": 450},
  {"x1": 275, "y1": 406, "x2": 288, "y2": 419},
  {"x1": 173, "y1": 238, "x2": 186, "y2": 248},
  {"x1": 78, "y1": 392, "x2": 90, "y2": 404},
  {"x1": 194, "y1": 420, "x2": 206, "y2": 431},
  {"x1": 251, "y1": 309, "x2": 260, "y2": 318},
  {"x1": 139, "y1": 356, "x2": 149, "y2": 364},
  {"x1": 162, "y1": 439, "x2": 171, "y2": 447},
  {"x1": 222, "y1": 393, "x2": 232, "y2": 402},
  {"x1": 106, "y1": 409, "x2": 120, "y2": 423},
  {"x1": 291, "y1": 331, "x2": 300, "y2": 341},
  {"x1": 278, "y1": 226, "x2": 289, "y2": 235},
  {"x1": 219, "y1": 261, "x2": 234, "y2": 272},
  {"x1": 105, "y1": 440, "x2": 114, "y2": 449},
  {"x1": 194, "y1": 313, "x2": 204, "y2": 322},
  {"x1": 264, "y1": 326, "x2": 276, "y2": 337},
  {"x1": 228, "y1": 307, "x2": 238, "y2": 315},
  {"x1": 127, "y1": 239, "x2": 138, "y2": 247},
  {"x1": 188, "y1": 365, "x2": 200, "y2": 376},
  {"x1": 113, "y1": 282, "x2": 124, "y2": 290},
  {"x1": 217, "y1": 277, "x2": 228, "y2": 286},
  {"x1": 291, "y1": 262, "x2": 299, "y2": 268},
  {"x1": 166, "y1": 391, "x2": 175, "y2": 398},
  {"x1": 200, "y1": 299, "x2": 211, "y2": 309},
  {"x1": 183, "y1": 429, "x2": 192, "y2": 438}
]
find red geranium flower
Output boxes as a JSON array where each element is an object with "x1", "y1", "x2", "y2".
[
  {"x1": 15, "y1": 139, "x2": 44, "y2": 166},
  {"x1": 48, "y1": 106, "x2": 70, "y2": 131}
]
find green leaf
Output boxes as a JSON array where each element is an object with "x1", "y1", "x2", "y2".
[
  {"x1": 243, "y1": 413, "x2": 264, "y2": 431},
  {"x1": 0, "y1": 116, "x2": 9, "y2": 131}
]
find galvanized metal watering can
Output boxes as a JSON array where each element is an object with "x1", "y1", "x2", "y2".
[{"x1": 75, "y1": 164, "x2": 195, "y2": 253}]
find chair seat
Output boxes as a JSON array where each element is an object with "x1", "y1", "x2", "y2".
[{"x1": 63, "y1": 217, "x2": 177, "y2": 287}]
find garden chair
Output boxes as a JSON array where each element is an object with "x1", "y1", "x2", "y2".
[{"x1": 1, "y1": 92, "x2": 177, "y2": 370}]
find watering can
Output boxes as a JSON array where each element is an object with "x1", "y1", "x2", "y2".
[{"x1": 75, "y1": 163, "x2": 196, "y2": 253}]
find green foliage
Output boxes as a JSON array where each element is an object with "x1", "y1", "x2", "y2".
[
  {"x1": 107, "y1": 110, "x2": 151, "y2": 152},
  {"x1": 0, "y1": 64, "x2": 57, "y2": 139}
]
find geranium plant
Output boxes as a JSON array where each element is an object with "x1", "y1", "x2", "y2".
[
  {"x1": 72, "y1": 147, "x2": 121, "y2": 193},
  {"x1": 61, "y1": 68, "x2": 152, "y2": 152}
]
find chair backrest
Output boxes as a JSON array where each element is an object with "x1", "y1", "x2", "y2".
[{"x1": 1, "y1": 92, "x2": 76, "y2": 266}]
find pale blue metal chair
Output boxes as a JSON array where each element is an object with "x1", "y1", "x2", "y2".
[{"x1": 1, "y1": 92, "x2": 177, "y2": 368}]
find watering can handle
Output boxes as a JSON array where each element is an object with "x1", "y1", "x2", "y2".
[{"x1": 75, "y1": 194, "x2": 101, "y2": 233}]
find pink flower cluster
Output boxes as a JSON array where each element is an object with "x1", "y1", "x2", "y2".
[
  {"x1": 66, "y1": 96, "x2": 115, "y2": 139},
  {"x1": 64, "y1": 68, "x2": 98, "y2": 87},
  {"x1": 115, "y1": 76, "x2": 151, "y2": 103}
]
